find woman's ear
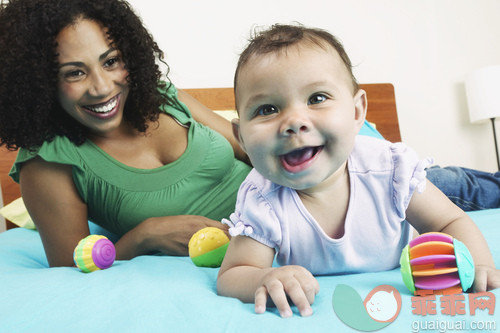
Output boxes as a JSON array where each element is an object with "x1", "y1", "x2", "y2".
[
  {"x1": 231, "y1": 118, "x2": 246, "y2": 152},
  {"x1": 353, "y1": 89, "x2": 368, "y2": 132}
]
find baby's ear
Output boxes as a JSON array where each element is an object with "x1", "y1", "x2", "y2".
[
  {"x1": 353, "y1": 89, "x2": 368, "y2": 131},
  {"x1": 231, "y1": 118, "x2": 246, "y2": 151}
]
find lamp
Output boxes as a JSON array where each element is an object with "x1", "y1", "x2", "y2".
[{"x1": 465, "y1": 65, "x2": 500, "y2": 171}]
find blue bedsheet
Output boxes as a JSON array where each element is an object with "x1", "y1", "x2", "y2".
[{"x1": 1, "y1": 209, "x2": 499, "y2": 332}]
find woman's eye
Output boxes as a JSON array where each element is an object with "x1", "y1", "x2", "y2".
[
  {"x1": 308, "y1": 94, "x2": 327, "y2": 105},
  {"x1": 62, "y1": 70, "x2": 85, "y2": 81},
  {"x1": 104, "y1": 57, "x2": 120, "y2": 68},
  {"x1": 256, "y1": 104, "x2": 278, "y2": 116}
]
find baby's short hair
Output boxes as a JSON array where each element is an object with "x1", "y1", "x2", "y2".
[{"x1": 234, "y1": 23, "x2": 358, "y2": 94}]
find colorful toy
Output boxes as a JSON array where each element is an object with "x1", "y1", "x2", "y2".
[
  {"x1": 400, "y1": 232, "x2": 474, "y2": 295},
  {"x1": 189, "y1": 227, "x2": 230, "y2": 267},
  {"x1": 73, "y1": 235, "x2": 116, "y2": 273}
]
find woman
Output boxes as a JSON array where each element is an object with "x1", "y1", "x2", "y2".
[{"x1": 0, "y1": 0, "x2": 251, "y2": 267}]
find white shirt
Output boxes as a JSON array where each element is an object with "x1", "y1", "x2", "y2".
[{"x1": 223, "y1": 136, "x2": 433, "y2": 275}]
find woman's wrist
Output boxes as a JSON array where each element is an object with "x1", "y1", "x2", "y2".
[{"x1": 114, "y1": 219, "x2": 155, "y2": 260}]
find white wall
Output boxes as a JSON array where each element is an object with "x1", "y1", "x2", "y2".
[{"x1": 128, "y1": 0, "x2": 500, "y2": 171}]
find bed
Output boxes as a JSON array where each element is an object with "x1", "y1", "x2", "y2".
[{"x1": 0, "y1": 84, "x2": 498, "y2": 332}]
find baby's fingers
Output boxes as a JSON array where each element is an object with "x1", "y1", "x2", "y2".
[
  {"x1": 255, "y1": 284, "x2": 294, "y2": 318},
  {"x1": 295, "y1": 269, "x2": 320, "y2": 305},
  {"x1": 488, "y1": 272, "x2": 500, "y2": 290},
  {"x1": 283, "y1": 277, "x2": 314, "y2": 317},
  {"x1": 473, "y1": 265, "x2": 500, "y2": 292},
  {"x1": 254, "y1": 286, "x2": 269, "y2": 314},
  {"x1": 473, "y1": 268, "x2": 487, "y2": 292},
  {"x1": 265, "y1": 280, "x2": 294, "y2": 318}
]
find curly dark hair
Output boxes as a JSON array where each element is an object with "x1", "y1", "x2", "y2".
[{"x1": 0, "y1": 0, "x2": 171, "y2": 150}]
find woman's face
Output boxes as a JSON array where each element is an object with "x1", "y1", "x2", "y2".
[{"x1": 56, "y1": 18, "x2": 130, "y2": 138}]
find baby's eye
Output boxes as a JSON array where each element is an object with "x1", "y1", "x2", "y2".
[
  {"x1": 308, "y1": 94, "x2": 327, "y2": 105},
  {"x1": 256, "y1": 104, "x2": 278, "y2": 116}
]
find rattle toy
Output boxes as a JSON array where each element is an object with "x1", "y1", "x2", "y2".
[
  {"x1": 73, "y1": 235, "x2": 116, "y2": 273},
  {"x1": 400, "y1": 232, "x2": 474, "y2": 295},
  {"x1": 189, "y1": 227, "x2": 230, "y2": 267}
]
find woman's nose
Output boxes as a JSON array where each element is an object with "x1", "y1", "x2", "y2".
[{"x1": 88, "y1": 69, "x2": 113, "y2": 97}]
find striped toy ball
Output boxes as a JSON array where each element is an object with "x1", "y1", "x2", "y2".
[{"x1": 73, "y1": 235, "x2": 116, "y2": 273}]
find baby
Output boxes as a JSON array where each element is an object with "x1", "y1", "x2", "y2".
[{"x1": 217, "y1": 24, "x2": 500, "y2": 318}]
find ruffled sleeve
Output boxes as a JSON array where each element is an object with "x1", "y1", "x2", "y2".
[
  {"x1": 222, "y1": 170, "x2": 283, "y2": 249},
  {"x1": 158, "y1": 83, "x2": 193, "y2": 126},
  {"x1": 390, "y1": 142, "x2": 434, "y2": 218},
  {"x1": 9, "y1": 136, "x2": 85, "y2": 183},
  {"x1": 9, "y1": 136, "x2": 90, "y2": 201}
]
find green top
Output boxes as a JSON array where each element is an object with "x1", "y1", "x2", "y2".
[{"x1": 10, "y1": 85, "x2": 251, "y2": 236}]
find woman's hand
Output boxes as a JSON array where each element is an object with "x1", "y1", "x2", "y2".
[
  {"x1": 255, "y1": 265, "x2": 319, "y2": 318},
  {"x1": 115, "y1": 215, "x2": 228, "y2": 259}
]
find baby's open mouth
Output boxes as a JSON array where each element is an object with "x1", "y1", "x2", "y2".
[{"x1": 280, "y1": 146, "x2": 323, "y2": 172}]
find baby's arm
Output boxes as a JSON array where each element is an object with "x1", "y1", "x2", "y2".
[
  {"x1": 406, "y1": 179, "x2": 500, "y2": 292},
  {"x1": 217, "y1": 235, "x2": 319, "y2": 318}
]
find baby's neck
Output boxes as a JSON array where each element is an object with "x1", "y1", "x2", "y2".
[{"x1": 297, "y1": 166, "x2": 350, "y2": 239}]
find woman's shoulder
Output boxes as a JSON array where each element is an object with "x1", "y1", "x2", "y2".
[
  {"x1": 158, "y1": 82, "x2": 193, "y2": 124},
  {"x1": 10, "y1": 136, "x2": 85, "y2": 183}
]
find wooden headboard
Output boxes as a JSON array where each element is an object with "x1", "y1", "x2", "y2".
[{"x1": 0, "y1": 83, "x2": 399, "y2": 229}]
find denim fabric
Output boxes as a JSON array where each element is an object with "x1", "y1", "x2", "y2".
[{"x1": 426, "y1": 166, "x2": 500, "y2": 211}]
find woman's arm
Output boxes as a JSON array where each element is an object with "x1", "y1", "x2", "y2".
[
  {"x1": 20, "y1": 156, "x2": 90, "y2": 267},
  {"x1": 217, "y1": 235, "x2": 319, "y2": 317},
  {"x1": 114, "y1": 215, "x2": 229, "y2": 259},
  {"x1": 19, "y1": 157, "x2": 229, "y2": 265},
  {"x1": 177, "y1": 89, "x2": 249, "y2": 164},
  {"x1": 406, "y1": 180, "x2": 500, "y2": 291}
]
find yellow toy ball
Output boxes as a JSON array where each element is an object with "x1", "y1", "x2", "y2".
[{"x1": 188, "y1": 227, "x2": 230, "y2": 267}]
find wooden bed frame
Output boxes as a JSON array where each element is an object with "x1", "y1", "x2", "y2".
[{"x1": 0, "y1": 83, "x2": 399, "y2": 229}]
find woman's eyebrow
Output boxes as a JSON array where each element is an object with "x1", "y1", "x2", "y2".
[{"x1": 58, "y1": 47, "x2": 117, "y2": 69}]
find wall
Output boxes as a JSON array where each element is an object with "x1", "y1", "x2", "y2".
[{"x1": 128, "y1": 0, "x2": 500, "y2": 171}]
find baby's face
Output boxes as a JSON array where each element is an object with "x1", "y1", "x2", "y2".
[{"x1": 234, "y1": 44, "x2": 366, "y2": 191}]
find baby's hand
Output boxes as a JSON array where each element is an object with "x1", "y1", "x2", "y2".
[
  {"x1": 254, "y1": 265, "x2": 319, "y2": 318},
  {"x1": 472, "y1": 265, "x2": 500, "y2": 292}
]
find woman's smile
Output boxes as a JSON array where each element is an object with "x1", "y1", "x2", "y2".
[
  {"x1": 82, "y1": 93, "x2": 121, "y2": 119},
  {"x1": 56, "y1": 18, "x2": 130, "y2": 136}
]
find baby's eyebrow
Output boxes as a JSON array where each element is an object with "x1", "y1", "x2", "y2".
[{"x1": 245, "y1": 93, "x2": 271, "y2": 106}]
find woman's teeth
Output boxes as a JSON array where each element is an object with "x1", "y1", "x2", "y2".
[{"x1": 85, "y1": 97, "x2": 117, "y2": 113}]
